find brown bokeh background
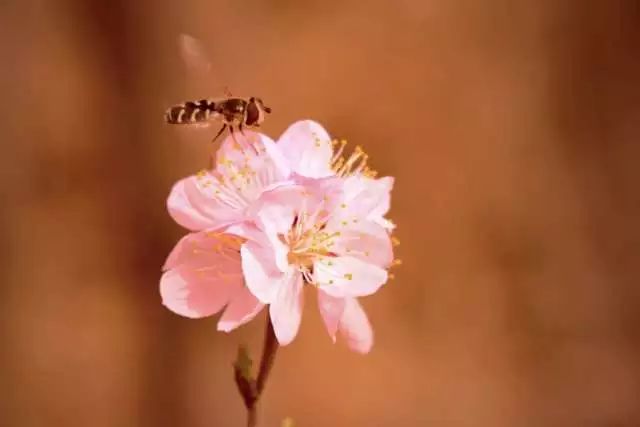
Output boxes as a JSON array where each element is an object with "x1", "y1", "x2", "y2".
[{"x1": 1, "y1": 1, "x2": 639, "y2": 426}]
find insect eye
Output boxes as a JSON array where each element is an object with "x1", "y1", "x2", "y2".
[{"x1": 246, "y1": 101, "x2": 260, "y2": 126}]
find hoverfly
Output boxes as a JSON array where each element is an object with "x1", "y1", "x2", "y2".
[{"x1": 164, "y1": 35, "x2": 272, "y2": 143}]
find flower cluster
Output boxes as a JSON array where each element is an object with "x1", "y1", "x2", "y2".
[{"x1": 161, "y1": 121, "x2": 397, "y2": 353}]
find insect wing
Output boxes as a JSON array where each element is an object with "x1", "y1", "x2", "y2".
[{"x1": 179, "y1": 34, "x2": 212, "y2": 74}]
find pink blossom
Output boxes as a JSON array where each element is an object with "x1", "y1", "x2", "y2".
[
  {"x1": 166, "y1": 121, "x2": 335, "y2": 233},
  {"x1": 167, "y1": 131, "x2": 290, "y2": 232},
  {"x1": 167, "y1": 120, "x2": 392, "y2": 233},
  {"x1": 234, "y1": 180, "x2": 396, "y2": 353},
  {"x1": 160, "y1": 230, "x2": 264, "y2": 332},
  {"x1": 163, "y1": 120, "x2": 397, "y2": 345}
]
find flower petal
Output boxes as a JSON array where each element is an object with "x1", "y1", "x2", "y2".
[
  {"x1": 326, "y1": 175, "x2": 394, "y2": 231},
  {"x1": 251, "y1": 181, "x2": 339, "y2": 235},
  {"x1": 161, "y1": 230, "x2": 246, "y2": 318},
  {"x1": 250, "y1": 184, "x2": 319, "y2": 272},
  {"x1": 339, "y1": 297, "x2": 373, "y2": 354},
  {"x1": 167, "y1": 175, "x2": 242, "y2": 231},
  {"x1": 331, "y1": 220, "x2": 394, "y2": 268},
  {"x1": 269, "y1": 270, "x2": 304, "y2": 346},
  {"x1": 217, "y1": 286, "x2": 264, "y2": 332},
  {"x1": 250, "y1": 185, "x2": 303, "y2": 233},
  {"x1": 160, "y1": 266, "x2": 239, "y2": 319},
  {"x1": 366, "y1": 176, "x2": 394, "y2": 221},
  {"x1": 240, "y1": 242, "x2": 283, "y2": 303},
  {"x1": 317, "y1": 290, "x2": 346, "y2": 342},
  {"x1": 314, "y1": 256, "x2": 388, "y2": 298},
  {"x1": 167, "y1": 178, "x2": 221, "y2": 231},
  {"x1": 163, "y1": 230, "x2": 243, "y2": 271},
  {"x1": 277, "y1": 120, "x2": 334, "y2": 178},
  {"x1": 216, "y1": 130, "x2": 291, "y2": 184}
]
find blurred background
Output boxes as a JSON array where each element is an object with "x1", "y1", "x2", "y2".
[{"x1": 1, "y1": 0, "x2": 639, "y2": 426}]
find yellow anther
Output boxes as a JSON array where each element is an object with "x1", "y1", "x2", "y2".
[
  {"x1": 340, "y1": 203, "x2": 347, "y2": 209},
  {"x1": 392, "y1": 237, "x2": 400, "y2": 246},
  {"x1": 392, "y1": 259, "x2": 403, "y2": 266},
  {"x1": 344, "y1": 273, "x2": 353, "y2": 280}
]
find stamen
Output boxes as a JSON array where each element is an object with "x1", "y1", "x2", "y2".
[{"x1": 330, "y1": 140, "x2": 377, "y2": 178}]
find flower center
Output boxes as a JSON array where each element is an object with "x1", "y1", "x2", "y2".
[{"x1": 281, "y1": 215, "x2": 340, "y2": 283}]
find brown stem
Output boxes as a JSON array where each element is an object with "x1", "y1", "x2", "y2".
[
  {"x1": 256, "y1": 316, "x2": 278, "y2": 395},
  {"x1": 247, "y1": 406, "x2": 257, "y2": 427},
  {"x1": 235, "y1": 313, "x2": 279, "y2": 427}
]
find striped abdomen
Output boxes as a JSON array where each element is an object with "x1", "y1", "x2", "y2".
[{"x1": 165, "y1": 99, "x2": 217, "y2": 124}]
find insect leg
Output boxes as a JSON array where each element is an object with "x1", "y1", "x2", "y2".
[
  {"x1": 229, "y1": 125, "x2": 240, "y2": 148},
  {"x1": 237, "y1": 123, "x2": 260, "y2": 155},
  {"x1": 211, "y1": 124, "x2": 227, "y2": 144}
]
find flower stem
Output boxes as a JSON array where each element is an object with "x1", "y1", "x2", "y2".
[{"x1": 235, "y1": 313, "x2": 279, "y2": 427}]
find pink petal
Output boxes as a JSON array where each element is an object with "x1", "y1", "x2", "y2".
[
  {"x1": 269, "y1": 271, "x2": 304, "y2": 346},
  {"x1": 326, "y1": 175, "x2": 394, "y2": 231},
  {"x1": 167, "y1": 178, "x2": 220, "y2": 231},
  {"x1": 317, "y1": 290, "x2": 346, "y2": 342},
  {"x1": 225, "y1": 222, "x2": 269, "y2": 245},
  {"x1": 161, "y1": 231, "x2": 244, "y2": 318},
  {"x1": 277, "y1": 120, "x2": 334, "y2": 178},
  {"x1": 163, "y1": 230, "x2": 242, "y2": 272},
  {"x1": 160, "y1": 266, "x2": 239, "y2": 319},
  {"x1": 240, "y1": 242, "x2": 283, "y2": 303},
  {"x1": 251, "y1": 182, "x2": 338, "y2": 235},
  {"x1": 331, "y1": 221, "x2": 394, "y2": 268},
  {"x1": 167, "y1": 175, "x2": 241, "y2": 231},
  {"x1": 251, "y1": 185, "x2": 301, "y2": 234},
  {"x1": 217, "y1": 286, "x2": 264, "y2": 332},
  {"x1": 314, "y1": 256, "x2": 388, "y2": 298},
  {"x1": 251, "y1": 185, "x2": 322, "y2": 272},
  {"x1": 366, "y1": 176, "x2": 394, "y2": 221},
  {"x1": 215, "y1": 131, "x2": 291, "y2": 182},
  {"x1": 163, "y1": 232, "x2": 193, "y2": 271},
  {"x1": 339, "y1": 298, "x2": 373, "y2": 354}
]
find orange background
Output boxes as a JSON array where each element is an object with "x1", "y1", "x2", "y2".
[{"x1": 1, "y1": 1, "x2": 639, "y2": 426}]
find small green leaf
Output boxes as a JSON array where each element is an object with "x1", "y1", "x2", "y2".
[{"x1": 234, "y1": 345, "x2": 253, "y2": 380}]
